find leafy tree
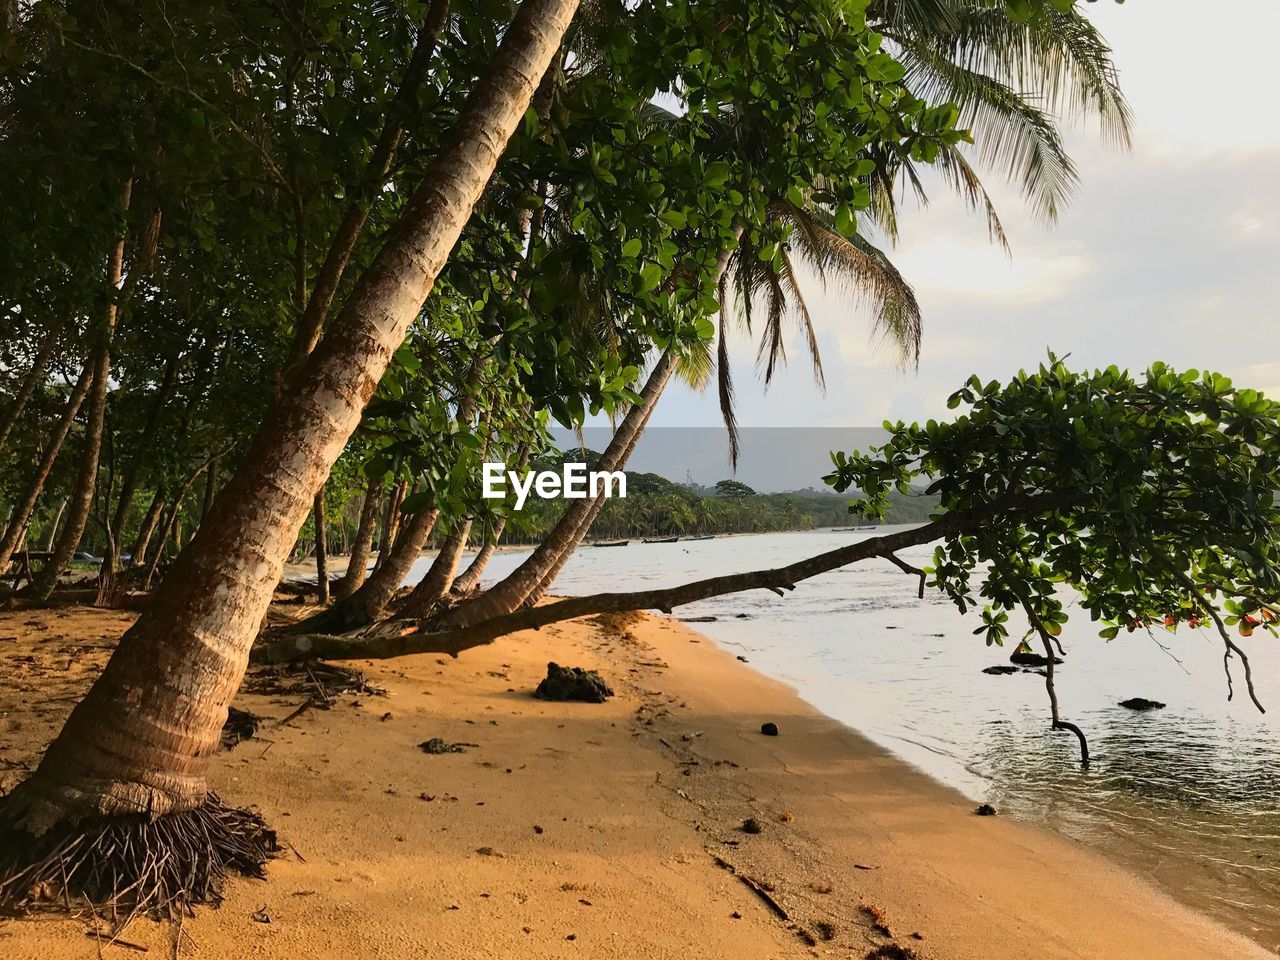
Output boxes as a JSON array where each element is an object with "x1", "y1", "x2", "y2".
[
  {"x1": 268, "y1": 359, "x2": 1279, "y2": 775},
  {"x1": 714, "y1": 478, "x2": 757, "y2": 500}
]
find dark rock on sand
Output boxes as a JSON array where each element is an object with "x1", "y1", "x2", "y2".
[
  {"x1": 975, "y1": 804, "x2": 997, "y2": 816},
  {"x1": 220, "y1": 707, "x2": 261, "y2": 749},
  {"x1": 982, "y1": 665, "x2": 1020, "y2": 676},
  {"x1": 1119, "y1": 697, "x2": 1166, "y2": 711},
  {"x1": 741, "y1": 817, "x2": 764, "y2": 834},
  {"x1": 418, "y1": 737, "x2": 471, "y2": 754},
  {"x1": 534, "y1": 662, "x2": 614, "y2": 703},
  {"x1": 760, "y1": 721, "x2": 779, "y2": 736}
]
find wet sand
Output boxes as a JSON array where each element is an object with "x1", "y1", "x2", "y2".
[{"x1": 0, "y1": 603, "x2": 1273, "y2": 959}]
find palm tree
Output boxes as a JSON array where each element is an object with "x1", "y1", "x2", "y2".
[
  {"x1": 446, "y1": 0, "x2": 1129, "y2": 623},
  {"x1": 0, "y1": 0, "x2": 580, "y2": 913}
]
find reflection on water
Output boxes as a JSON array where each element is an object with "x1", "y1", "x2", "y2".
[{"x1": 409, "y1": 527, "x2": 1280, "y2": 953}]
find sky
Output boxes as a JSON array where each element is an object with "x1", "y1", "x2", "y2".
[{"x1": 646, "y1": 0, "x2": 1280, "y2": 441}]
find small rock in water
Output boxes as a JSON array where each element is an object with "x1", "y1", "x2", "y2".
[
  {"x1": 1009, "y1": 651, "x2": 1063, "y2": 667},
  {"x1": 534, "y1": 662, "x2": 614, "y2": 703},
  {"x1": 1118, "y1": 697, "x2": 1166, "y2": 711},
  {"x1": 760, "y1": 721, "x2": 779, "y2": 736},
  {"x1": 982, "y1": 665, "x2": 1020, "y2": 676},
  {"x1": 974, "y1": 804, "x2": 997, "y2": 817}
]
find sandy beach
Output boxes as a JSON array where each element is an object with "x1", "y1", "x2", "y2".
[{"x1": 0, "y1": 603, "x2": 1272, "y2": 960}]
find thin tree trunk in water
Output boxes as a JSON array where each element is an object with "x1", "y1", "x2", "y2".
[
  {"x1": 439, "y1": 351, "x2": 675, "y2": 628},
  {"x1": 0, "y1": 329, "x2": 57, "y2": 457},
  {"x1": 128, "y1": 489, "x2": 165, "y2": 569},
  {"x1": 313, "y1": 491, "x2": 329, "y2": 604},
  {"x1": 44, "y1": 498, "x2": 68, "y2": 553},
  {"x1": 334, "y1": 480, "x2": 381, "y2": 599},
  {"x1": 0, "y1": 363, "x2": 93, "y2": 574},
  {"x1": 2, "y1": 0, "x2": 578, "y2": 834},
  {"x1": 400, "y1": 517, "x2": 472, "y2": 616},
  {"x1": 30, "y1": 180, "x2": 132, "y2": 600},
  {"x1": 450, "y1": 517, "x2": 505, "y2": 595}
]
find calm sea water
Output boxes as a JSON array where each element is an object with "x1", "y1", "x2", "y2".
[{"x1": 406, "y1": 527, "x2": 1280, "y2": 952}]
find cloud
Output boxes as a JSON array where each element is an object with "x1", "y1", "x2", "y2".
[{"x1": 891, "y1": 239, "x2": 1091, "y2": 307}]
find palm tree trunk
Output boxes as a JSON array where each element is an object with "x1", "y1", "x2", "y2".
[
  {"x1": 106, "y1": 356, "x2": 180, "y2": 571},
  {"x1": 0, "y1": 363, "x2": 93, "y2": 574},
  {"x1": 400, "y1": 516, "x2": 472, "y2": 616},
  {"x1": 43, "y1": 498, "x2": 69, "y2": 553},
  {"x1": 334, "y1": 479, "x2": 381, "y2": 599},
  {"x1": 285, "y1": 0, "x2": 451, "y2": 371},
  {"x1": 524, "y1": 380, "x2": 659, "y2": 605},
  {"x1": 372, "y1": 481, "x2": 406, "y2": 571},
  {"x1": 304, "y1": 503, "x2": 440, "y2": 630},
  {"x1": 313, "y1": 491, "x2": 329, "y2": 604},
  {"x1": 0, "y1": 0, "x2": 578, "y2": 846},
  {"x1": 127, "y1": 489, "x2": 165, "y2": 569},
  {"x1": 0, "y1": 329, "x2": 57, "y2": 458},
  {"x1": 439, "y1": 351, "x2": 675, "y2": 628},
  {"x1": 30, "y1": 180, "x2": 132, "y2": 601},
  {"x1": 449, "y1": 519, "x2": 504, "y2": 595}
]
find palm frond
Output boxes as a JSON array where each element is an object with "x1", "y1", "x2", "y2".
[
  {"x1": 896, "y1": 4, "x2": 1133, "y2": 148},
  {"x1": 895, "y1": 39, "x2": 1078, "y2": 222},
  {"x1": 778, "y1": 201, "x2": 923, "y2": 369}
]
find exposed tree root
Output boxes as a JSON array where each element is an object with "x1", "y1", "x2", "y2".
[{"x1": 0, "y1": 792, "x2": 278, "y2": 921}]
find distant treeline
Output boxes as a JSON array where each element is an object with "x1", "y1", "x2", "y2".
[{"x1": 491, "y1": 452, "x2": 940, "y2": 544}]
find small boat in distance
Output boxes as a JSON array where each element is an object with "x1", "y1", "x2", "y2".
[
  {"x1": 834, "y1": 525, "x2": 879, "y2": 532},
  {"x1": 642, "y1": 536, "x2": 680, "y2": 544},
  {"x1": 592, "y1": 539, "x2": 631, "y2": 547},
  {"x1": 682, "y1": 534, "x2": 716, "y2": 541}
]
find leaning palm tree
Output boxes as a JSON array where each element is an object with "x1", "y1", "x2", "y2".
[{"x1": 444, "y1": 0, "x2": 1129, "y2": 621}]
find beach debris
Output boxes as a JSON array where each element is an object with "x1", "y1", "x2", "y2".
[
  {"x1": 974, "y1": 803, "x2": 997, "y2": 816},
  {"x1": 82, "y1": 931, "x2": 149, "y2": 953},
  {"x1": 418, "y1": 738, "x2": 475, "y2": 754},
  {"x1": 1118, "y1": 697, "x2": 1166, "y2": 711},
  {"x1": 740, "y1": 817, "x2": 764, "y2": 835},
  {"x1": 533, "y1": 662, "x2": 614, "y2": 703},
  {"x1": 713, "y1": 856, "x2": 789, "y2": 920},
  {"x1": 861, "y1": 902, "x2": 892, "y2": 937},
  {"x1": 865, "y1": 946, "x2": 922, "y2": 960},
  {"x1": 474, "y1": 846, "x2": 503, "y2": 857},
  {"x1": 252, "y1": 905, "x2": 272, "y2": 923},
  {"x1": 680, "y1": 615, "x2": 718, "y2": 622},
  {"x1": 220, "y1": 707, "x2": 261, "y2": 749},
  {"x1": 245, "y1": 661, "x2": 386, "y2": 700},
  {"x1": 981, "y1": 665, "x2": 1020, "y2": 676},
  {"x1": 777, "y1": 810, "x2": 794, "y2": 823},
  {"x1": 736, "y1": 655, "x2": 749, "y2": 662},
  {"x1": 760, "y1": 721, "x2": 779, "y2": 736}
]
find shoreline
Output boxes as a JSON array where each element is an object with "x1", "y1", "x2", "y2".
[{"x1": 1, "y1": 604, "x2": 1273, "y2": 958}]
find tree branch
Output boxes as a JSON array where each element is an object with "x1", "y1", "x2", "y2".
[{"x1": 253, "y1": 493, "x2": 1065, "y2": 664}]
